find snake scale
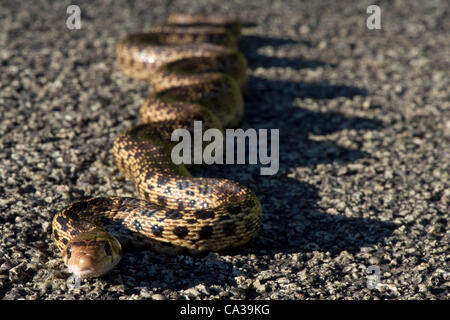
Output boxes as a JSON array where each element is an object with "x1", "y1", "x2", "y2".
[{"x1": 52, "y1": 14, "x2": 262, "y2": 278}]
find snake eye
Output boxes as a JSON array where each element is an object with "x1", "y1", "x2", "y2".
[
  {"x1": 104, "y1": 242, "x2": 112, "y2": 256},
  {"x1": 66, "y1": 245, "x2": 72, "y2": 259}
]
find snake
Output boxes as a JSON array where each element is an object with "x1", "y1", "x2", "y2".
[{"x1": 52, "y1": 14, "x2": 262, "y2": 278}]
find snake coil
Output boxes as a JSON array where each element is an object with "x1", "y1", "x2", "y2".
[{"x1": 52, "y1": 14, "x2": 261, "y2": 278}]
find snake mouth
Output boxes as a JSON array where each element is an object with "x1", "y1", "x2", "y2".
[
  {"x1": 68, "y1": 266, "x2": 98, "y2": 279},
  {"x1": 67, "y1": 256, "x2": 120, "y2": 279},
  {"x1": 67, "y1": 249, "x2": 121, "y2": 279}
]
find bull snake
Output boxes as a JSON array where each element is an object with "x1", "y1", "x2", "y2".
[{"x1": 52, "y1": 14, "x2": 261, "y2": 278}]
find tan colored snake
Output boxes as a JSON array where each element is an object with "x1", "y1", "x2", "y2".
[{"x1": 52, "y1": 15, "x2": 261, "y2": 278}]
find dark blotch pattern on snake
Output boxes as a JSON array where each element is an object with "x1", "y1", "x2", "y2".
[{"x1": 52, "y1": 14, "x2": 262, "y2": 278}]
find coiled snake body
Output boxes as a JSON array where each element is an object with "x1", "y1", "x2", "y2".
[{"x1": 53, "y1": 15, "x2": 261, "y2": 278}]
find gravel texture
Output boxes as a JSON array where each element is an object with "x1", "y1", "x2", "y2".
[{"x1": 0, "y1": 0, "x2": 449, "y2": 300}]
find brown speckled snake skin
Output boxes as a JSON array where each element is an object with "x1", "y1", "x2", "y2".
[{"x1": 52, "y1": 15, "x2": 262, "y2": 278}]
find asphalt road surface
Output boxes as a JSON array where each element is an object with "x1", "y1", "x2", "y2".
[{"x1": 0, "y1": 0, "x2": 448, "y2": 299}]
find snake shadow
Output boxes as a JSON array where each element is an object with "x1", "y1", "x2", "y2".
[
  {"x1": 239, "y1": 35, "x2": 323, "y2": 69},
  {"x1": 211, "y1": 74, "x2": 396, "y2": 256},
  {"x1": 237, "y1": 36, "x2": 397, "y2": 257}
]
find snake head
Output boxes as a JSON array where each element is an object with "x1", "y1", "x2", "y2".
[{"x1": 63, "y1": 232, "x2": 122, "y2": 278}]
